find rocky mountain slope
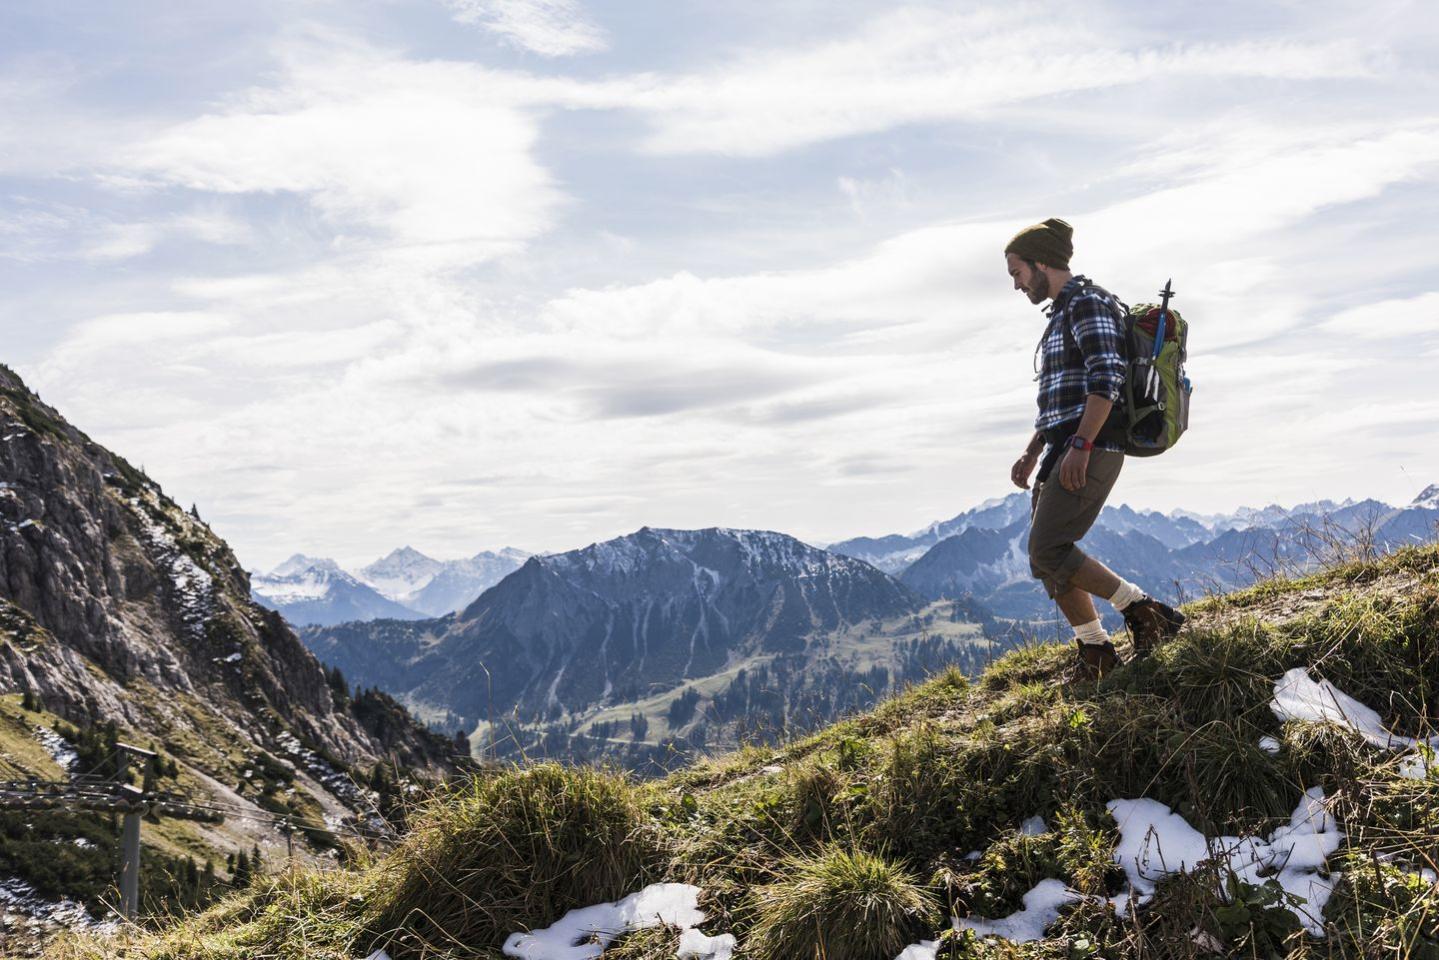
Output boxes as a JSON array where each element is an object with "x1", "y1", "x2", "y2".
[
  {"x1": 304, "y1": 527, "x2": 1002, "y2": 769},
  {"x1": 0, "y1": 365, "x2": 454, "y2": 945},
  {"x1": 52, "y1": 543, "x2": 1439, "y2": 960}
]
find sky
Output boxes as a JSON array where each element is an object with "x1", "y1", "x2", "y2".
[{"x1": 2, "y1": 0, "x2": 1438, "y2": 571}]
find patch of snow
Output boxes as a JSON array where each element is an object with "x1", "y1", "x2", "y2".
[
  {"x1": 0, "y1": 876, "x2": 117, "y2": 934},
  {"x1": 33, "y1": 725, "x2": 79, "y2": 772},
  {"x1": 272, "y1": 731, "x2": 385, "y2": 831},
  {"x1": 956, "y1": 878, "x2": 1084, "y2": 943},
  {"x1": 1398, "y1": 748, "x2": 1434, "y2": 780},
  {"x1": 1271, "y1": 668, "x2": 1426, "y2": 750},
  {"x1": 677, "y1": 928, "x2": 735, "y2": 960},
  {"x1": 502, "y1": 883, "x2": 733, "y2": 960},
  {"x1": 1019, "y1": 815, "x2": 1047, "y2": 836},
  {"x1": 963, "y1": 850, "x2": 982, "y2": 861},
  {"x1": 1258, "y1": 736, "x2": 1282, "y2": 755},
  {"x1": 760, "y1": 765, "x2": 783, "y2": 775},
  {"x1": 1271, "y1": 668, "x2": 1438, "y2": 779},
  {"x1": 1108, "y1": 787, "x2": 1342, "y2": 936},
  {"x1": 127, "y1": 498, "x2": 215, "y2": 639},
  {"x1": 212, "y1": 651, "x2": 242, "y2": 664}
]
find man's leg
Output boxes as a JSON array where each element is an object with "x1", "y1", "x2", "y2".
[
  {"x1": 1058, "y1": 555, "x2": 1185, "y2": 655},
  {"x1": 1028, "y1": 450, "x2": 1126, "y2": 678},
  {"x1": 1054, "y1": 582, "x2": 1099, "y2": 627}
]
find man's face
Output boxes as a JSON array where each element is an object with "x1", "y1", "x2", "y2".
[{"x1": 1006, "y1": 253, "x2": 1049, "y2": 305}]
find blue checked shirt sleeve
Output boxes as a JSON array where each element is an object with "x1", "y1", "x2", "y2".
[{"x1": 1067, "y1": 292, "x2": 1126, "y2": 402}]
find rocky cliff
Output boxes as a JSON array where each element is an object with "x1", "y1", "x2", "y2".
[{"x1": 0, "y1": 363, "x2": 450, "y2": 796}]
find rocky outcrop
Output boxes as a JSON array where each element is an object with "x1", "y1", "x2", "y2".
[{"x1": 0, "y1": 364, "x2": 450, "y2": 783}]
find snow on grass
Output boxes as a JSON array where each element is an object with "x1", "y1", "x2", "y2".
[
  {"x1": 501, "y1": 883, "x2": 735, "y2": 960},
  {"x1": 0, "y1": 876, "x2": 117, "y2": 934},
  {"x1": 957, "y1": 878, "x2": 1084, "y2": 941},
  {"x1": 33, "y1": 724, "x2": 79, "y2": 772},
  {"x1": 1108, "y1": 787, "x2": 1342, "y2": 936},
  {"x1": 1398, "y1": 747, "x2": 1435, "y2": 780},
  {"x1": 1019, "y1": 815, "x2": 1047, "y2": 836},
  {"x1": 271, "y1": 730, "x2": 381, "y2": 826},
  {"x1": 893, "y1": 879, "x2": 1085, "y2": 959},
  {"x1": 1258, "y1": 736, "x2": 1282, "y2": 755},
  {"x1": 1271, "y1": 667, "x2": 1437, "y2": 778}
]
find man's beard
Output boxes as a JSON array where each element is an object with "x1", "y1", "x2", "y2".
[{"x1": 1027, "y1": 271, "x2": 1050, "y2": 304}]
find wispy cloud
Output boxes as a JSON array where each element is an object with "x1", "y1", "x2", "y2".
[
  {"x1": 1322, "y1": 291, "x2": 1439, "y2": 340},
  {"x1": 589, "y1": 7, "x2": 1378, "y2": 156},
  {"x1": 443, "y1": 0, "x2": 607, "y2": 57},
  {"x1": 121, "y1": 39, "x2": 562, "y2": 263}
]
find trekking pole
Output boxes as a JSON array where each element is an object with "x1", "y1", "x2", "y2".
[{"x1": 1146, "y1": 279, "x2": 1176, "y2": 400}]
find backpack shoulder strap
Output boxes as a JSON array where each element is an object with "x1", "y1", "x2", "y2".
[{"x1": 1058, "y1": 279, "x2": 1126, "y2": 351}]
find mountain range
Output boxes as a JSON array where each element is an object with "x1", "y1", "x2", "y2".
[
  {"x1": 298, "y1": 485, "x2": 1438, "y2": 771},
  {"x1": 303, "y1": 527, "x2": 1004, "y2": 770},
  {"x1": 251, "y1": 546, "x2": 529, "y2": 625},
  {"x1": 830, "y1": 488, "x2": 1439, "y2": 620}
]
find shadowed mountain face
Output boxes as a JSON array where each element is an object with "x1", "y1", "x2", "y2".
[{"x1": 305, "y1": 527, "x2": 925, "y2": 728}]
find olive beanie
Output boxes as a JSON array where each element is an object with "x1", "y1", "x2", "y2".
[{"x1": 1004, "y1": 217, "x2": 1074, "y2": 270}]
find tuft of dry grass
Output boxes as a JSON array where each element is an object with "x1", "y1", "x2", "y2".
[{"x1": 746, "y1": 846, "x2": 940, "y2": 960}]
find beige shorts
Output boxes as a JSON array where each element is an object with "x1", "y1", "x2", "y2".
[{"x1": 1028, "y1": 448, "x2": 1124, "y2": 599}]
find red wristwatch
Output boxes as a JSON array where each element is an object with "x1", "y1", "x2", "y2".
[{"x1": 1067, "y1": 435, "x2": 1094, "y2": 452}]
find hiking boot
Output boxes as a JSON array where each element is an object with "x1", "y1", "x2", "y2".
[
  {"x1": 1123, "y1": 597, "x2": 1186, "y2": 659},
  {"x1": 1074, "y1": 640, "x2": 1119, "y2": 682}
]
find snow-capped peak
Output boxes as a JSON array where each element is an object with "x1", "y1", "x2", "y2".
[
  {"x1": 269, "y1": 554, "x2": 341, "y2": 578},
  {"x1": 1413, "y1": 484, "x2": 1439, "y2": 510},
  {"x1": 359, "y1": 546, "x2": 443, "y2": 597}
]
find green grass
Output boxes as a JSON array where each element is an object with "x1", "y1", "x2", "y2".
[{"x1": 42, "y1": 544, "x2": 1439, "y2": 959}]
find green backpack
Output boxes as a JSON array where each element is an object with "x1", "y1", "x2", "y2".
[
  {"x1": 1065, "y1": 279, "x2": 1192, "y2": 456},
  {"x1": 1116, "y1": 281, "x2": 1191, "y2": 457}
]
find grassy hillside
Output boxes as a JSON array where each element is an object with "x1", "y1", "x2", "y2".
[{"x1": 44, "y1": 545, "x2": 1439, "y2": 959}]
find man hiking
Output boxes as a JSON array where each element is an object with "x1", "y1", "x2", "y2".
[{"x1": 1004, "y1": 217, "x2": 1184, "y2": 679}]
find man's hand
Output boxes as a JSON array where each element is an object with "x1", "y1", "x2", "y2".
[
  {"x1": 1011, "y1": 450, "x2": 1039, "y2": 490},
  {"x1": 1058, "y1": 446, "x2": 1089, "y2": 492}
]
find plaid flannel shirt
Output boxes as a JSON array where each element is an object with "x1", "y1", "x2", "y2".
[{"x1": 1034, "y1": 275, "x2": 1126, "y2": 452}]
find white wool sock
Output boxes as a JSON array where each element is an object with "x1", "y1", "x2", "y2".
[
  {"x1": 1109, "y1": 579, "x2": 1147, "y2": 611},
  {"x1": 1073, "y1": 619, "x2": 1109, "y2": 646}
]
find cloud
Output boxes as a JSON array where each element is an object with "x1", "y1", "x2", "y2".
[
  {"x1": 0, "y1": 201, "x2": 253, "y2": 263},
  {"x1": 56, "y1": 312, "x2": 235, "y2": 355},
  {"x1": 591, "y1": 6, "x2": 1378, "y2": 156},
  {"x1": 433, "y1": 341, "x2": 837, "y2": 419},
  {"x1": 1322, "y1": 291, "x2": 1439, "y2": 339},
  {"x1": 121, "y1": 40, "x2": 562, "y2": 263},
  {"x1": 837, "y1": 168, "x2": 911, "y2": 217},
  {"x1": 444, "y1": 0, "x2": 607, "y2": 57}
]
